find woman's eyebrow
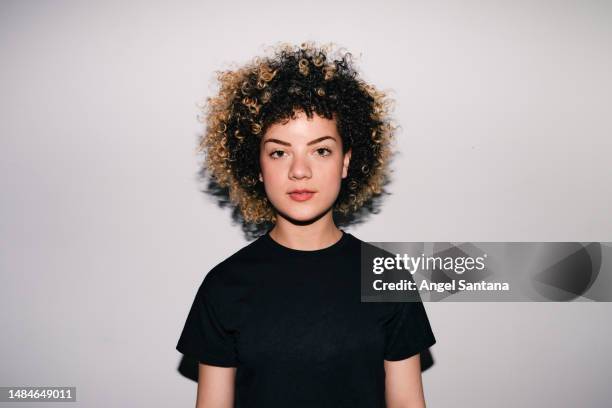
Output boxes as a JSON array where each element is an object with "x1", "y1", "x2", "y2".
[{"x1": 263, "y1": 135, "x2": 337, "y2": 146}]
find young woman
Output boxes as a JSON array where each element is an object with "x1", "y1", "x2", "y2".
[{"x1": 177, "y1": 42, "x2": 436, "y2": 408}]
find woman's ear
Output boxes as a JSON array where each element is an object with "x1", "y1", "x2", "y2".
[{"x1": 342, "y1": 148, "x2": 352, "y2": 179}]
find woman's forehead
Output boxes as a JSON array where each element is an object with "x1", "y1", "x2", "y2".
[{"x1": 262, "y1": 111, "x2": 340, "y2": 143}]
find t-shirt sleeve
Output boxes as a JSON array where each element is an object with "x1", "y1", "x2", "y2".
[
  {"x1": 383, "y1": 301, "x2": 436, "y2": 361},
  {"x1": 176, "y1": 274, "x2": 239, "y2": 367}
]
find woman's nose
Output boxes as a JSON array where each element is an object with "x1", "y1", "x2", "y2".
[{"x1": 289, "y1": 154, "x2": 311, "y2": 180}]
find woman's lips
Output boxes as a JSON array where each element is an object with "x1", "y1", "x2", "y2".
[{"x1": 288, "y1": 191, "x2": 315, "y2": 202}]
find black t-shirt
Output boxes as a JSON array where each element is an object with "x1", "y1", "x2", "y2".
[{"x1": 176, "y1": 230, "x2": 436, "y2": 408}]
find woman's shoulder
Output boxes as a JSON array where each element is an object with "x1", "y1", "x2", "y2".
[
  {"x1": 200, "y1": 234, "x2": 268, "y2": 286},
  {"x1": 342, "y1": 231, "x2": 391, "y2": 255}
]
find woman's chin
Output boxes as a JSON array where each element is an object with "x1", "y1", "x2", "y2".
[{"x1": 275, "y1": 206, "x2": 332, "y2": 224}]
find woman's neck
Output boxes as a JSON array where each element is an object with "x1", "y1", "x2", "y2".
[{"x1": 269, "y1": 213, "x2": 343, "y2": 251}]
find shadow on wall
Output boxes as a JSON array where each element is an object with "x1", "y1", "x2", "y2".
[{"x1": 177, "y1": 349, "x2": 436, "y2": 382}]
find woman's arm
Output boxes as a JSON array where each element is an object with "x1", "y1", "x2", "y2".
[
  {"x1": 384, "y1": 354, "x2": 427, "y2": 408},
  {"x1": 195, "y1": 363, "x2": 236, "y2": 408}
]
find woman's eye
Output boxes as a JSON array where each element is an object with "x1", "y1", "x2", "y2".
[
  {"x1": 270, "y1": 150, "x2": 285, "y2": 159},
  {"x1": 316, "y1": 147, "x2": 332, "y2": 157}
]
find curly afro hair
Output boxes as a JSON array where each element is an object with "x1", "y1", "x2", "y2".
[{"x1": 198, "y1": 41, "x2": 397, "y2": 225}]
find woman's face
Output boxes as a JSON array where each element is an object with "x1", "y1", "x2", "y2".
[{"x1": 259, "y1": 110, "x2": 351, "y2": 223}]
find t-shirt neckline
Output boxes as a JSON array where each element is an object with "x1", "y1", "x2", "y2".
[{"x1": 261, "y1": 229, "x2": 351, "y2": 256}]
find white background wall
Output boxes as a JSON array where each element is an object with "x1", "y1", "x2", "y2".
[{"x1": 1, "y1": 0, "x2": 611, "y2": 406}]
